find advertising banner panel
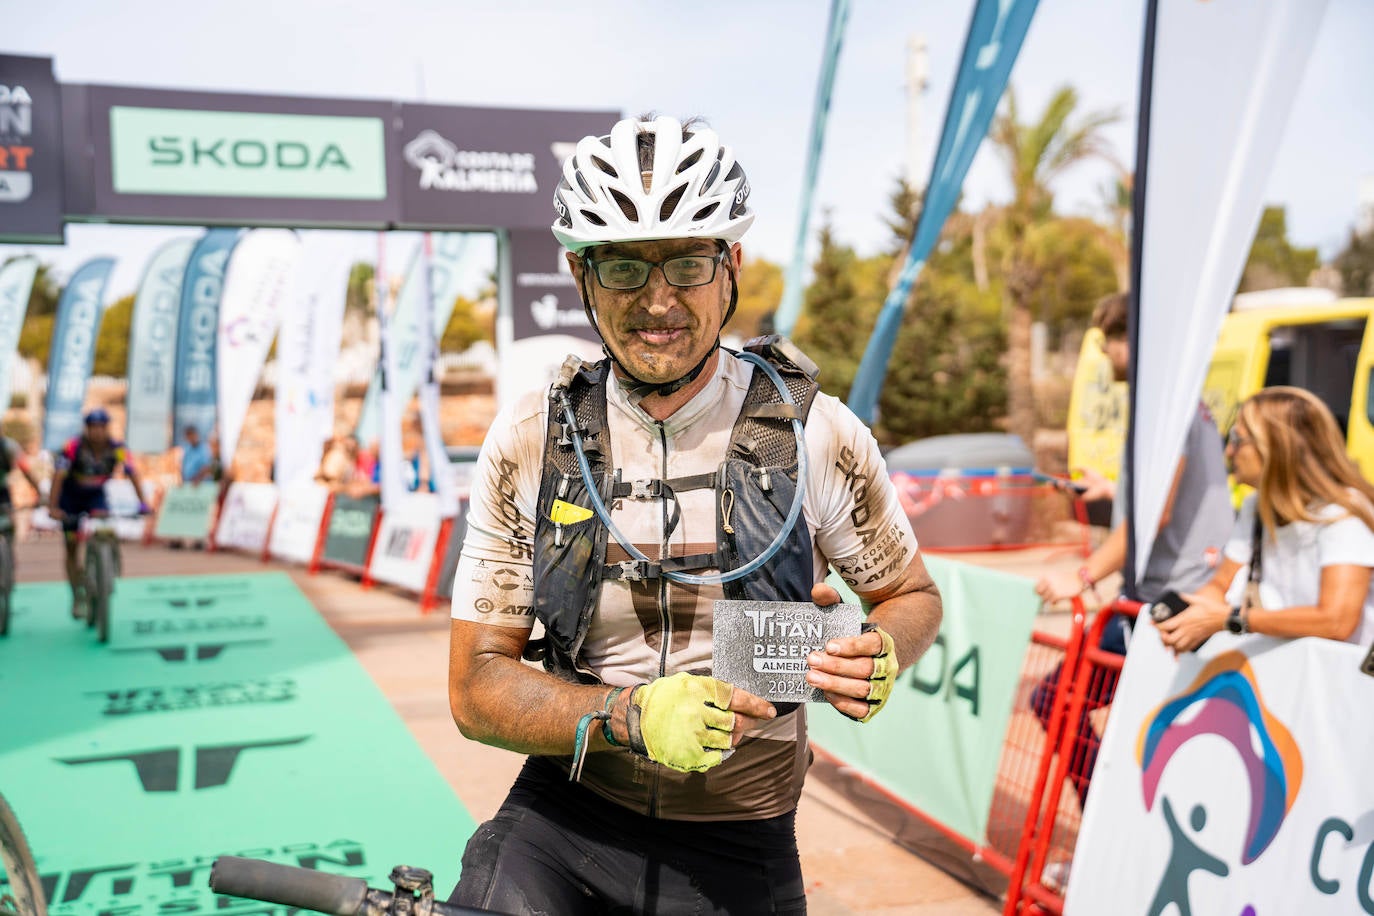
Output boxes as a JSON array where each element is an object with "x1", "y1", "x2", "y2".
[
  {"x1": 0, "y1": 54, "x2": 65, "y2": 243},
  {"x1": 0, "y1": 257, "x2": 38, "y2": 412},
  {"x1": 1065, "y1": 623, "x2": 1372, "y2": 916},
  {"x1": 354, "y1": 233, "x2": 469, "y2": 443},
  {"x1": 81, "y1": 85, "x2": 401, "y2": 228},
  {"x1": 396, "y1": 103, "x2": 614, "y2": 229},
  {"x1": 214, "y1": 481, "x2": 278, "y2": 553},
  {"x1": 847, "y1": 0, "x2": 1040, "y2": 423},
  {"x1": 274, "y1": 231, "x2": 352, "y2": 486},
  {"x1": 367, "y1": 492, "x2": 442, "y2": 593},
  {"x1": 43, "y1": 256, "x2": 114, "y2": 450},
  {"x1": 320, "y1": 492, "x2": 380, "y2": 570},
  {"x1": 172, "y1": 228, "x2": 240, "y2": 448},
  {"x1": 807, "y1": 555, "x2": 1040, "y2": 844},
  {"x1": 126, "y1": 237, "x2": 196, "y2": 452},
  {"x1": 1127, "y1": 0, "x2": 1328, "y2": 585},
  {"x1": 153, "y1": 482, "x2": 218, "y2": 540},
  {"x1": 216, "y1": 228, "x2": 302, "y2": 467},
  {"x1": 268, "y1": 482, "x2": 330, "y2": 565}
]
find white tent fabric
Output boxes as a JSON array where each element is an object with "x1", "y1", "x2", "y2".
[{"x1": 1131, "y1": 0, "x2": 1328, "y2": 584}]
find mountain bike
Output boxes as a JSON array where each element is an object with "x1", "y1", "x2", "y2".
[
  {"x1": 209, "y1": 856, "x2": 493, "y2": 915},
  {"x1": 74, "y1": 510, "x2": 146, "y2": 644},
  {"x1": 0, "y1": 792, "x2": 46, "y2": 916}
]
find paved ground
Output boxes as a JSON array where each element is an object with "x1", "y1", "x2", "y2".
[{"x1": 13, "y1": 532, "x2": 1096, "y2": 915}]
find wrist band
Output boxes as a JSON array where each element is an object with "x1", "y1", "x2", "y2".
[
  {"x1": 600, "y1": 686, "x2": 627, "y2": 748},
  {"x1": 570, "y1": 686, "x2": 629, "y2": 783},
  {"x1": 624, "y1": 684, "x2": 649, "y2": 757}
]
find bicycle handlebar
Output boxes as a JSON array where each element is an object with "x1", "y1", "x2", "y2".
[
  {"x1": 210, "y1": 857, "x2": 371, "y2": 914},
  {"x1": 209, "y1": 856, "x2": 492, "y2": 916}
]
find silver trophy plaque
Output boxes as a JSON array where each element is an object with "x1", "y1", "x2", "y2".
[{"x1": 712, "y1": 600, "x2": 864, "y2": 703}]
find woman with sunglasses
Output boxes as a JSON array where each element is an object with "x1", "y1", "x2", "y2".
[{"x1": 1157, "y1": 386, "x2": 1374, "y2": 652}]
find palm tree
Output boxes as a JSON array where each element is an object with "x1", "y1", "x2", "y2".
[{"x1": 988, "y1": 85, "x2": 1121, "y2": 445}]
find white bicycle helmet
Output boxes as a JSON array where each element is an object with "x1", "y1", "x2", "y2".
[{"x1": 552, "y1": 116, "x2": 754, "y2": 253}]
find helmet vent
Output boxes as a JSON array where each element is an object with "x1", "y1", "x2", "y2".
[
  {"x1": 703, "y1": 161, "x2": 721, "y2": 191},
  {"x1": 574, "y1": 171, "x2": 597, "y2": 202},
  {"x1": 609, "y1": 189, "x2": 639, "y2": 222},
  {"x1": 676, "y1": 149, "x2": 703, "y2": 173},
  {"x1": 580, "y1": 209, "x2": 607, "y2": 227},
  {"x1": 725, "y1": 163, "x2": 743, "y2": 182},
  {"x1": 660, "y1": 184, "x2": 688, "y2": 222},
  {"x1": 591, "y1": 155, "x2": 617, "y2": 177},
  {"x1": 691, "y1": 203, "x2": 720, "y2": 222}
]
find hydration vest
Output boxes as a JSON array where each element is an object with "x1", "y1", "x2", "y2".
[{"x1": 529, "y1": 337, "x2": 822, "y2": 684}]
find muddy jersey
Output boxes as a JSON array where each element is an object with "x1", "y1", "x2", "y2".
[{"x1": 452, "y1": 352, "x2": 919, "y2": 821}]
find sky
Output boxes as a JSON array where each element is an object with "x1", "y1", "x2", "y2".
[{"x1": 2, "y1": 0, "x2": 1371, "y2": 300}]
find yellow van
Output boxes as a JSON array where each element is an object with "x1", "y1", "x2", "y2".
[{"x1": 1067, "y1": 291, "x2": 1374, "y2": 481}]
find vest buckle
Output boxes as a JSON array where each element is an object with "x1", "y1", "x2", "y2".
[
  {"x1": 612, "y1": 559, "x2": 651, "y2": 581},
  {"x1": 629, "y1": 479, "x2": 660, "y2": 499}
]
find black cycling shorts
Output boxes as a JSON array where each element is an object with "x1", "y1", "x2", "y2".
[
  {"x1": 57, "y1": 485, "x2": 108, "y2": 534},
  {"x1": 449, "y1": 755, "x2": 807, "y2": 915}
]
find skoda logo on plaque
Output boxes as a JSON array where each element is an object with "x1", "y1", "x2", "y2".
[{"x1": 712, "y1": 600, "x2": 862, "y2": 703}]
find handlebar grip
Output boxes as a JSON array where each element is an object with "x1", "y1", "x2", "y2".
[{"x1": 210, "y1": 856, "x2": 369, "y2": 915}]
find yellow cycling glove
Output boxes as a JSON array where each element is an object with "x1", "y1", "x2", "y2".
[
  {"x1": 855, "y1": 623, "x2": 898, "y2": 723},
  {"x1": 625, "y1": 672, "x2": 736, "y2": 773}
]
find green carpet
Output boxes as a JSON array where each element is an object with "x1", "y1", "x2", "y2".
[{"x1": 0, "y1": 571, "x2": 476, "y2": 913}]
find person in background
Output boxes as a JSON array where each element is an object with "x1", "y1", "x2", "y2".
[
  {"x1": 315, "y1": 436, "x2": 357, "y2": 491},
  {"x1": 1158, "y1": 386, "x2": 1374, "y2": 651},
  {"x1": 180, "y1": 424, "x2": 213, "y2": 484},
  {"x1": 0, "y1": 434, "x2": 45, "y2": 549},
  {"x1": 1030, "y1": 292, "x2": 1234, "y2": 816},
  {"x1": 49, "y1": 409, "x2": 150, "y2": 617}
]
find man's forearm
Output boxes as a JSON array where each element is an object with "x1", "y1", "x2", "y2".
[
  {"x1": 867, "y1": 579, "x2": 942, "y2": 675},
  {"x1": 451, "y1": 650, "x2": 623, "y2": 756}
]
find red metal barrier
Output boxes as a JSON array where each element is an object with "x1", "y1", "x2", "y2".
[
  {"x1": 1000, "y1": 599, "x2": 1088, "y2": 916},
  {"x1": 1002, "y1": 598, "x2": 1140, "y2": 914}
]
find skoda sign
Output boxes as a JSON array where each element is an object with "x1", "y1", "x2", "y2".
[
  {"x1": 110, "y1": 106, "x2": 386, "y2": 199},
  {"x1": 83, "y1": 85, "x2": 401, "y2": 227}
]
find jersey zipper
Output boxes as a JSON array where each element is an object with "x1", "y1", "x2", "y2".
[{"x1": 651, "y1": 420, "x2": 670, "y2": 819}]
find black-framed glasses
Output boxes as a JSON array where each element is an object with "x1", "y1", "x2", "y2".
[
  {"x1": 1227, "y1": 427, "x2": 1252, "y2": 449},
  {"x1": 585, "y1": 251, "x2": 727, "y2": 291}
]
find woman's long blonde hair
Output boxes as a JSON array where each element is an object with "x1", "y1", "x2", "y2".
[{"x1": 1237, "y1": 386, "x2": 1374, "y2": 533}]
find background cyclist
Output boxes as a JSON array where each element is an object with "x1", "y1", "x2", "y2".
[
  {"x1": 47, "y1": 408, "x2": 150, "y2": 618},
  {"x1": 447, "y1": 115, "x2": 943, "y2": 914},
  {"x1": 0, "y1": 433, "x2": 44, "y2": 554}
]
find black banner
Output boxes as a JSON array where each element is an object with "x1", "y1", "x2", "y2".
[
  {"x1": 321, "y1": 494, "x2": 380, "y2": 570},
  {"x1": 396, "y1": 103, "x2": 614, "y2": 230},
  {"x1": 509, "y1": 227, "x2": 599, "y2": 343},
  {"x1": 0, "y1": 54, "x2": 64, "y2": 242}
]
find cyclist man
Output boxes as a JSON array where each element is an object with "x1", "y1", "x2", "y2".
[
  {"x1": 48, "y1": 409, "x2": 150, "y2": 617},
  {"x1": 0, "y1": 435, "x2": 44, "y2": 546},
  {"x1": 447, "y1": 116, "x2": 944, "y2": 914}
]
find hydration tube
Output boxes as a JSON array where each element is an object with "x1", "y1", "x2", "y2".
[{"x1": 555, "y1": 351, "x2": 808, "y2": 586}]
